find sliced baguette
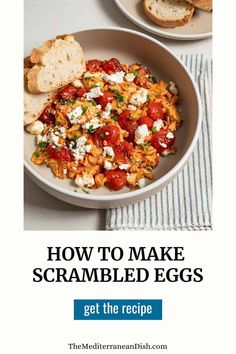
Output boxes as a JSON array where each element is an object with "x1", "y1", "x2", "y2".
[
  {"x1": 24, "y1": 68, "x2": 54, "y2": 126},
  {"x1": 27, "y1": 34, "x2": 85, "y2": 94},
  {"x1": 143, "y1": 0, "x2": 195, "y2": 28},
  {"x1": 185, "y1": 0, "x2": 212, "y2": 11}
]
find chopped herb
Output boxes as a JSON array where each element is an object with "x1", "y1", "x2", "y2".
[
  {"x1": 82, "y1": 188, "x2": 90, "y2": 194},
  {"x1": 60, "y1": 99, "x2": 76, "y2": 105},
  {"x1": 139, "y1": 143, "x2": 150, "y2": 152},
  {"x1": 75, "y1": 134, "x2": 81, "y2": 139},
  {"x1": 34, "y1": 151, "x2": 40, "y2": 157},
  {"x1": 91, "y1": 84, "x2": 99, "y2": 88},
  {"x1": 74, "y1": 189, "x2": 78, "y2": 193},
  {"x1": 88, "y1": 125, "x2": 95, "y2": 133},
  {"x1": 99, "y1": 132, "x2": 106, "y2": 138},
  {"x1": 117, "y1": 94, "x2": 124, "y2": 102},
  {"x1": 38, "y1": 141, "x2": 48, "y2": 149},
  {"x1": 90, "y1": 99, "x2": 97, "y2": 106},
  {"x1": 131, "y1": 69, "x2": 140, "y2": 77},
  {"x1": 55, "y1": 146, "x2": 61, "y2": 152},
  {"x1": 111, "y1": 89, "x2": 125, "y2": 103},
  {"x1": 82, "y1": 106, "x2": 88, "y2": 114},
  {"x1": 152, "y1": 127, "x2": 157, "y2": 134},
  {"x1": 111, "y1": 114, "x2": 119, "y2": 121},
  {"x1": 110, "y1": 109, "x2": 117, "y2": 114},
  {"x1": 146, "y1": 94, "x2": 150, "y2": 101},
  {"x1": 85, "y1": 76, "x2": 92, "y2": 79}
]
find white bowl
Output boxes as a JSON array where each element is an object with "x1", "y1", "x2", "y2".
[{"x1": 24, "y1": 27, "x2": 202, "y2": 209}]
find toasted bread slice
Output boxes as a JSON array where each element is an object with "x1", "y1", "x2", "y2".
[
  {"x1": 24, "y1": 68, "x2": 54, "y2": 126},
  {"x1": 143, "y1": 0, "x2": 195, "y2": 28},
  {"x1": 27, "y1": 34, "x2": 85, "y2": 94},
  {"x1": 185, "y1": 0, "x2": 212, "y2": 11}
]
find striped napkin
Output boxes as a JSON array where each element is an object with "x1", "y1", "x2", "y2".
[{"x1": 106, "y1": 54, "x2": 212, "y2": 231}]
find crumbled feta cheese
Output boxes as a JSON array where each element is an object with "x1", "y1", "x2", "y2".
[
  {"x1": 102, "y1": 71, "x2": 125, "y2": 84},
  {"x1": 134, "y1": 124, "x2": 149, "y2": 144},
  {"x1": 166, "y1": 131, "x2": 174, "y2": 139},
  {"x1": 26, "y1": 120, "x2": 44, "y2": 135},
  {"x1": 75, "y1": 173, "x2": 95, "y2": 187},
  {"x1": 169, "y1": 81, "x2": 179, "y2": 96},
  {"x1": 125, "y1": 73, "x2": 135, "y2": 82},
  {"x1": 104, "y1": 160, "x2": 113, "y2": 170},
  {"x1": 161, "y1": 149, "x2": 172, "y2": 156},
  {"x1": 84, "y1": 71, "x2": 102, "y2": 79},
  {"x1": 129, "y1": 88, "x2": 148, "y2": 106},
  {"x1": 67, "y1": 106, "x2": 83, "y2": 124},
  {"x1": 49, "y1": 131, "x2": 60, "y2": 146},
  {"x1": 57, "y1": 126, "x2": 66, "y2": 138},
  {"x1": 96, "y1": 104, "x2": 102, "y2": 110},
  {"x1": 36, "y1": 134, "x2": 47, "y2": 145},
  {"x1": 84, "y1": 86, "x2": 103, "y2": 100},
  {"x1": 153, "y1": 119, "x2": 164, "y2": 132},
  {"x1": 127, "y1": 104, "x2": 137, "y2": 111},
  {"x1": 160, "y1": 142, "x2": 167, "y2": 148},
  {"x1": 103, "y1": 146, "x2": 115, "y2": 158},
  {"x1": 138, "y1": 178, "x2": 146, "y2": 189},
  {"x1": 69, "y1": 136, "x2": 91, "y2": 161},
  {"x1": 84, "y1": 144, "x2": 92, "y2": 153},
  {"x1": 82, "y1": 118, "x2": 102, "y2": 131},
  {"x1": 72, "y1": 79, "x2": 83, "y2": 87},
  {"x1": 63, "y1": 169, "x2": 67, "y2": 175},
  {"x1": 101, "y1": 102, "x2": 112, "y2": 119},
  {"x1": 119, "y1": 164, "x2": 130, "y2": 170}
]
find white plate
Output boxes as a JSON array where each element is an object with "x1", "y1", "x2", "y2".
[
  {"x1": 114, "y1": 0, "x2": 212, "y2": 40},
  {"x1": 24, "y1": 27, "x2": 201, "y2": 209}
]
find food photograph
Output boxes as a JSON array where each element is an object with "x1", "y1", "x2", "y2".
[{"x1": 24, "y1": 0, "x2": 212, "y2": 230}]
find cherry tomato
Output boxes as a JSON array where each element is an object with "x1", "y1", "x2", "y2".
[
  {"x1": 114, "y1": 141, "x2": 134, "y2": 163},
  {"x1": 151, "y1": 130, "x2": 175, "y2": 153},
  {"x1": 97, "y1": 91, "x2": 115, "y2": 109},
  {"x1": 138, "y1": 116, "x2": 153, "y2": 129},
  {"x1": 46, "y1": 145, "x2": 73, "y2": 162},
  {"x1": 106, "y1": 169, "x2": 127, "y2": 190},
  {"x1": 39, "y1": 106, "x2": 55, "y2": 125},
  {"x1": 95, "y1": 125, "x2": 120, "y2": 146},
  {"x1": 102, "y1": 58, "x2": 123, "y2": 74},
  {"x1": 77, "y1": 87, "x2": 87, "y2": 97},
  {"x1": 118, "y1": 109, "x2": 130, "y2": 129},
  {"x1": 58, "y1": 85, "x2": 78, "y2": 100},
  {"x1": 148, "y1": 101, "x2": 164, "y2": 121},
  {"x1": 125, "y1": 120, "x2": 138, "y2": 143},
  {"x1": 86, "y1": 59, "x2": 103, "y2": 72}
]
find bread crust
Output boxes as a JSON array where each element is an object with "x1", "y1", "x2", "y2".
[
  {"x1": 185, "y1": 0, "x2": 212, "y2": 11},
  {"x1": 26, "y1": 34, "x2": 85, "y2": 94},
  {"x1": 24, "y1": 68, "x2": 54, "y2": 126},
  {"x1": 143, "y1": 0, "x2": 195, "y2": 28}
]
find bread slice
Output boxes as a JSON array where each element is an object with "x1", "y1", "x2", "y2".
[
  {"x1": 185, "y1": 0, "x2": 212, "y2": 11},
  {"x1": 24, "y1": 68, "x2": 54, "y2": 126},
  {"x1": 27, "y1": 34, "x2": 85, "y2": 94},
  {"x1": 143, "y1": 0, "x2": 195, "y2": 28}
]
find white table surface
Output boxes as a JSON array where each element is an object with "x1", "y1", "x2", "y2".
[{"x1": 24, "y1": 0, "x2": 212, "y2": 230}]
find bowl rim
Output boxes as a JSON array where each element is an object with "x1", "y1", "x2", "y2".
[
  {"x1": 24, "y1": 26, "x2": 202, "y2": 202},
  {"x1": 114, "y1": 0, "x2": 212, "y2": 41}
]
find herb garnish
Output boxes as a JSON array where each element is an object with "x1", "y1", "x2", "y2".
[
  {"x1": 38, "y1": 141, "x2": 48, "y2": 149},
  {"x1": 82, "y1": 188, "x2": 90, "y2": 194},
  {"x1": 146, "y1": 94, "x2": 150, "y2": 101},
  {"x1": 88, "y1": 125, "x2": 95, "y2": 133},
  {"x1": 131, "y1": 69, "x2": 140, "y2": 77},
  {"x1": 82, "y1": 106, "x2": 88, "y2": 114},
  {"x1": 60, "y1": 99, "x2": 76, "y2": 105},
  {"x1": 152, "y1": 127, "x2": 157, "y2": 134},
  {"x1": 90, "y1": 99, "x2": 97, "y2": 106},
  {"x1": 34, "y1": 151, "x2": 40, "y2": 157}
]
